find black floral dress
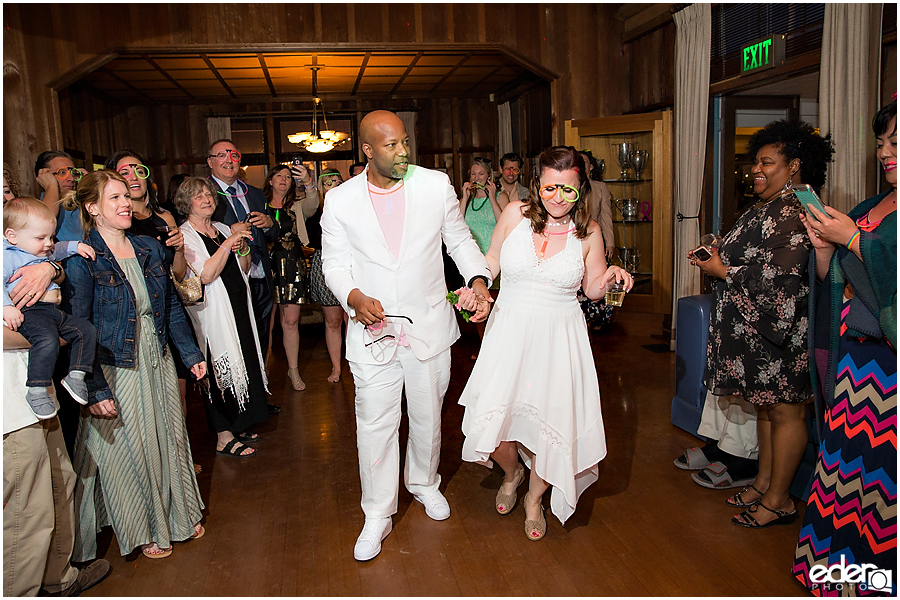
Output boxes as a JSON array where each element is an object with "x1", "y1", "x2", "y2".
[
  {"x1": 269, "y1": 204, "x2": 310, "y2": 305},
  {"x1": 706, "y1": 192, "x2": 812, "y2": 406}
]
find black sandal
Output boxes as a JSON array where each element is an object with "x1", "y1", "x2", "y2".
[
  {"x1": 731, "y1": 501, "x2": 797, "y2": 528},
  {"x1": 726, "y1": 483, "x2": 764, "y2": 508},
  {"x1": 236, "y1": 431, "x2": 260, "y2": 443},
  {"x1": 216, "y1": 438, "x2": 256, "y2": 458}
]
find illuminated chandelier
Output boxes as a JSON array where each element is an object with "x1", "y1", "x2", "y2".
[{"x1": 287, "y1": 67, "x2": 351, "y2": 154}]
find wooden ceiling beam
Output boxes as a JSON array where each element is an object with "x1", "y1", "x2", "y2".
[
  {"x1": 429, "y1": 52, "x2": 472, "y2": 95},
  {"x1": 464, "y1": 65, "x2": 504, "y2": 95},
  {"x1": 98, "y1": 67, "x2": 148, "y2": 97},
  {"x1": 390, "y1": 52, "x2": 423, "y2": 95},
  {"x1": 351, "y1": 52, "x2": 371, "y2": 96},
  {"x1": 257, "y1": 53, "x2": 277, "y2": 98},
  {"x1": 142, "y1": 54, "x2": 196, "y2": 100},
  {"x1": 201, "y1": 53, "x2": 236, "y2": 98}
]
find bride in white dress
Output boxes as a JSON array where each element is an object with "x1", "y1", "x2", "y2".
[{"x1": 458, "y1": 146, "x2": 633, "y2": 540}]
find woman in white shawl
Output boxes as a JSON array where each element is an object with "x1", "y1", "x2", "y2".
[{"x1": 176, "y1": 177, "x2": 269, "y2": 458}]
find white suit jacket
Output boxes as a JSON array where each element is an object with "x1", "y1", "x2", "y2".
[{"x1": 321, "y1": 165, "x2": 491, "y2": 365}]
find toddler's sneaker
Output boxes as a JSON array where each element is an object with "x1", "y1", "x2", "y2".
[
  {"x1": 25, "y1": 387, "x2": 58, "y2": 420},
  {"x1": 61, "y1": 371, "x2": 89, "y2": 405}
]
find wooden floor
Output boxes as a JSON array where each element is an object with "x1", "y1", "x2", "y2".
[{"x1": 84, "y1": 310, "x2": 809, "y2": 597}]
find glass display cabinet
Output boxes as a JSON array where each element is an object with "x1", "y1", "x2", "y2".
[{"x1": 565, "y1": 111, "x2": 673, "y2": 314}]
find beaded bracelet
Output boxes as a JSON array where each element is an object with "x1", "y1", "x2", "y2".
[{"x1": 846, "y1": 230, "x2": 861, "y2": 251}]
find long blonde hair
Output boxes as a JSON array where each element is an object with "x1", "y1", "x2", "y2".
[{"x1": 76, "y1": 170, "x2": 129, "y2": 234}]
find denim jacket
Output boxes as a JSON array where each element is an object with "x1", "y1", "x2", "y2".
[{"x1": 64, "y1": 229, "x2": 204, "y2": 403}]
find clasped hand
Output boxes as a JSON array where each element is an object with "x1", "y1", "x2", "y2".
[
  {"x1": 454, "y1": 280, "x2": 493, "y2": 323},
  {"x1": 226, "y1": 230, "x2": 252, "y2": 253}
]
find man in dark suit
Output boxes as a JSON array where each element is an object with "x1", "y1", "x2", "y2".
[{"x1": 206, "y1": 138, "x2": 282, "y2": 414}]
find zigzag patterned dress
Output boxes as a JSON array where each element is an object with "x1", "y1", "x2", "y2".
[{"x1": 793, "y1": 199, "x2": 897, "y2": 597}]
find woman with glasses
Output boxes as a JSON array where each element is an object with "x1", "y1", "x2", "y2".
[
  {"x1": 105, "y1": 151, "x2": 186, "y2": 280},
  {"x1": 262, "y1": 163, "x2": 317, "y2": 390},
  {"x1": 458, "y1": 146, "x2": 632, "y2": 540},
  {"x1": 307, "y1": 168, "x2": 348, "y2": 383},
  {"x1": 105, "y1": 150, "x2": 200, "y2": 471}
]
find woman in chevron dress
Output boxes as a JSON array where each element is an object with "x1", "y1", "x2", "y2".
[{"x1": 792, "y1": 100, "x2": 897, "y2": 596}]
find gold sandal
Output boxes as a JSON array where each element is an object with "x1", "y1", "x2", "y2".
[
  {"x1": 495, "y1": 465, "x2": 525, "y2": 515},
  {"x1": 523, "y1": 493, "x2": 546, "y2": 541},
  {"x1": 287, "y1": 368, "x2": 306, "y2": 391}
]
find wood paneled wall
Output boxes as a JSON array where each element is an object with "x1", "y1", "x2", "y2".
[
  {"x1": 3, "y1": 4, "x2": 631, "y2": 195},
  {"x1": 627, "y1": 22, "x2": 677, "y2": 112}
]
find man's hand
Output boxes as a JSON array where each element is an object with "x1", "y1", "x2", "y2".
[
  {"x1": 468, "y1": 279, "x2": 493, "y2": 323},
  {"x1": 247, "y1": 211, "x2": 273, "y2": 229},
  {"x1": 231, "y1": 221, "x2": 251, "y2": 235},
  {"x1": 347, "y1": 289, "x2": 385, "y2": 326},
  {"x1": 35, "y1": 168, "x2": 58, "y2": 192},
  {"x1": 9, "y1": 262, "x2": 55, "y2": 308},
  {"x1": 3, "y1": 306, "x2": 24, "y2": 331}
]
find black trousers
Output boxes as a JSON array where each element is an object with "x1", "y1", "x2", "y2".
[{"x1": 248, "y1": 276, "x2": 272, "y2": 357}]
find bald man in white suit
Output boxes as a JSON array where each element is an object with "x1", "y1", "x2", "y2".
[{"x1": 321, "y1": 110, "x2": 492, "y2": 561}]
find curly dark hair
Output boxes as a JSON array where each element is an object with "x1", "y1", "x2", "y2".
[
  {"x1": 873, "y1": 100, "x2": 897, "y2": 137},
  {"x1": 523, "y1": 146, "x2": 591, "y2": 239},
  {"x1": 746, "y1": 120, "x2": 835, "y2": 190}
]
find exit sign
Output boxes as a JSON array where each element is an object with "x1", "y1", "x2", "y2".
[{"x1": 741, "y1": 35, "x2": 785, "y2": 75}]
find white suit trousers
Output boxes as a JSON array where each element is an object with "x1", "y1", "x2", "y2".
[
  {"x1": 697, "y1": 390, "x2": 760, "y2": 459},
  {"x1": 349, "y1": 345, "x2": 451, "y2": 519}
]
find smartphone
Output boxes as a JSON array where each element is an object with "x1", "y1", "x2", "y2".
[
  {"x1": 242, "y1": 213, "x2": 253, "y2": 223},
  {"x1": 692, "y1": 246, "x2": 712, "y2": 262},
  {"x1": 793, "y1": 184, "x2": 831, "y2": 220}
]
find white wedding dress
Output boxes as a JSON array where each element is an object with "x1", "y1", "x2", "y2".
[{"x1": 459, "y1": 217, "x2": 607, "y2": 525}]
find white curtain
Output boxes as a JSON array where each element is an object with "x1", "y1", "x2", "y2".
[
  {"x1": 498, "y1": 101, "x2": 513, "y2": 158},
  {"x1": 671, "y1": 4, "x2": 712, "y2": 330},
  {"x1": 397, "y1": 111, "x2": 418, "y2": 165},
  {"x1": 818, "y1": 4, "x2": 877, "y2": 213},
  {"x1": 206, "y1": 117, "x2": 231, "y2": 146}
]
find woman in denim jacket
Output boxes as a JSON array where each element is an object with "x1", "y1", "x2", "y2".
[{"x1": 64, "y1": 170, "x2": 208, "y2": 562}]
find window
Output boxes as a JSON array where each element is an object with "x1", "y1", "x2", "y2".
[{"x1": 711, "y1": 3, "x2": 825, "y2": 82}]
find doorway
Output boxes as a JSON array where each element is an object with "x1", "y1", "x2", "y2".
[{"x1": 709, "y1": 95, "x2": 800, "y2": 236}]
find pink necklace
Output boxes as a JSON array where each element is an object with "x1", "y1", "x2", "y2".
[{"x1": 537, "y1": 224, "x2": 575, "y2": 257}]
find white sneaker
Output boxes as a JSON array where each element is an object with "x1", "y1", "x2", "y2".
[
  {"x1": 414, "y1": 490, "x2": 451, "y2": 521},
  {"x1": 353, "y1": 517, "x2": 392, "y2": 561}
]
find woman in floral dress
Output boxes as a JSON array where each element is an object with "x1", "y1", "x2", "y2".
[{"x1": 689, "y1": 120, "x2": 834, "y2": 527}]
